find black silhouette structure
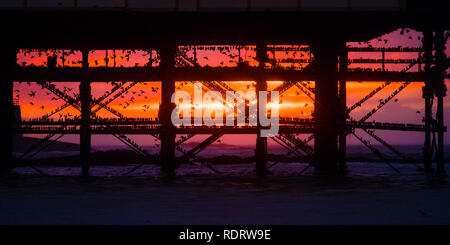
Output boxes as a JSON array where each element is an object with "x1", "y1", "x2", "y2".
[{"x1": 0, "y1": 1, "x2": 448, "y2": 176}]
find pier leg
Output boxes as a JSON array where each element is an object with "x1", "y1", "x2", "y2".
[
  {"x1": 435, "y1": 29, "x2": 446, "y2": 173},
  {"x1": 436, "y1": 93, "x2": 445, "y2": 173},
  {"x1": 255, "y1": 43, "x2": 268, "y2": 176},
  {"x1": 159, "y1": 44, "x2": 176, "y2": 176},
  {"x1": 338, "y1": 46, "x2": 348, "y2": 173},
  {"x1": 422, "y1": 29, "x2": 433, "y2": 172},
  {"x1": 80, "y1": 50, "x2": 91, "y2": 176},
  {"x1": 255, "y1": 80, "x2": 268, "y2": 176},
  {"x1": 312, "y1": 42, "x2": 339, "y2": 174},
  {"x1": 0, "y1": 47, "x2": 15, "y2": 174}
]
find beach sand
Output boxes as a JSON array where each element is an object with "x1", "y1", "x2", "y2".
[{"x1": 1, "y1": 162, "x2": 450, "y2": 225}]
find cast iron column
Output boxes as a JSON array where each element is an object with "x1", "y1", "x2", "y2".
[
  {"x1": 159, "y1": 43, "x2": 177, "y2": 176},
  {"x1": 422, "y1": 29, "x2": 433, "y2": 172},
  {"x1": 80, "y1": 49, "x2": 91, "y2": 176},
  {"x1": 434, "y1": 29, "x2": 447, "y2": 173},
  {"x1": 338, "y1": 44, "x2": 348, "y2": 173},
  {"x1": 255, "y1": 43, "x2": 269, "y2": 176},
  {"x1": 312, "y1": 41, "x2": 340, "y2": 174},
  {"x1": 0, "y1": 47, "x2": 15, "y2": 174}
]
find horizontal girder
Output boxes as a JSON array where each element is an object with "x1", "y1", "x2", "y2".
[
  {"x1": 11, "y1": 67, "x2": 428, "y2": 82},
  {"x1": 14, "y1": 121, "x2": 445, "y2": 134}
]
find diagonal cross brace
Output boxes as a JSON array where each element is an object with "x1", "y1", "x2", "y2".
[
  {"x1": 362, "y1": 129, "x2": 410, "y2": 161},
  {"x1": 352, "y1": 130, "x2": 400, "y2": 173},
  {"x1": 348, "y1": 56, "x2": 420, "y2": 113}
]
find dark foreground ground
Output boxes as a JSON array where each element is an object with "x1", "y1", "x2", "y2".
[{"x1": 1, "y1": 162, "x2": 450, "y2": 225}]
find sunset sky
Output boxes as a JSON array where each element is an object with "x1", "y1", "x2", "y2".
[{"x1": 14, "y1": 28, "x2": 450, "y2": 149}]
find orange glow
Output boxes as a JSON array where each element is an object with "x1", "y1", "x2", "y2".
[{"x1": 13, "y1": 32, "x2": 450, "y2": 133}]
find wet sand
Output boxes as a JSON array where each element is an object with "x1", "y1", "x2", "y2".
[{"x1": 1, "y1": 162, "x2": 450, "y2": 225}]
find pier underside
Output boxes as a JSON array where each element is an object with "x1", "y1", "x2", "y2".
[{"x1": 1, "y1": 6, "x2": 448, "y2": 176}]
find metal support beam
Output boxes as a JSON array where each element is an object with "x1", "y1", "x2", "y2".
[
  {"x1": 435, "y1": 29, "x2": 447, "y2": 173},
  {"x1": 12, "y1": 67, "x2": 428, "y2": 82},
  {"x1": 0, "y1": 47, "x2": 15, "y2": 174},
  {"x1": 255, "y1": 43, "x2": 269, "y2": 176},
  {"x1": 422, "y1": 29, "x2": 433, "y2": 172},
  {"x1": 159, "y1": 43, "x2": 177, "y2": 176},
  {"x1": 338, "y1": 45, "x2": 348, "y2": 173},
  {"x1": 79, "y1": 49, "x2": 91, "y2": 176},
  {"x1": 312, "y1": 41, "x2": 339, "y2": 174}
]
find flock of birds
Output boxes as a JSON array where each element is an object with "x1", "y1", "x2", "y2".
[
  {"x1": 355, "y1": 28, "x2": 421, "y2": 47},
  {"x1": 15, "y1": 80, "x2": 422, "y2": 119},
  {"x1": 19, "y1": 28, "x2": 423, "y2": 70},
  {"x1": 15, "y1": 29, "x2": 433, "y2": 120},
  {"x1": 195, "y1": 47, "x2": 254, "y2": 66},
  {"x1": 117, "y1": 85, "x2": 159, "y2": 110},
  {"x1": 18, "y1": 49, "x2": 155, "y2": 68},
  {"x1": 15, "y1": 80, "x2": 162, "y2": 118}
]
